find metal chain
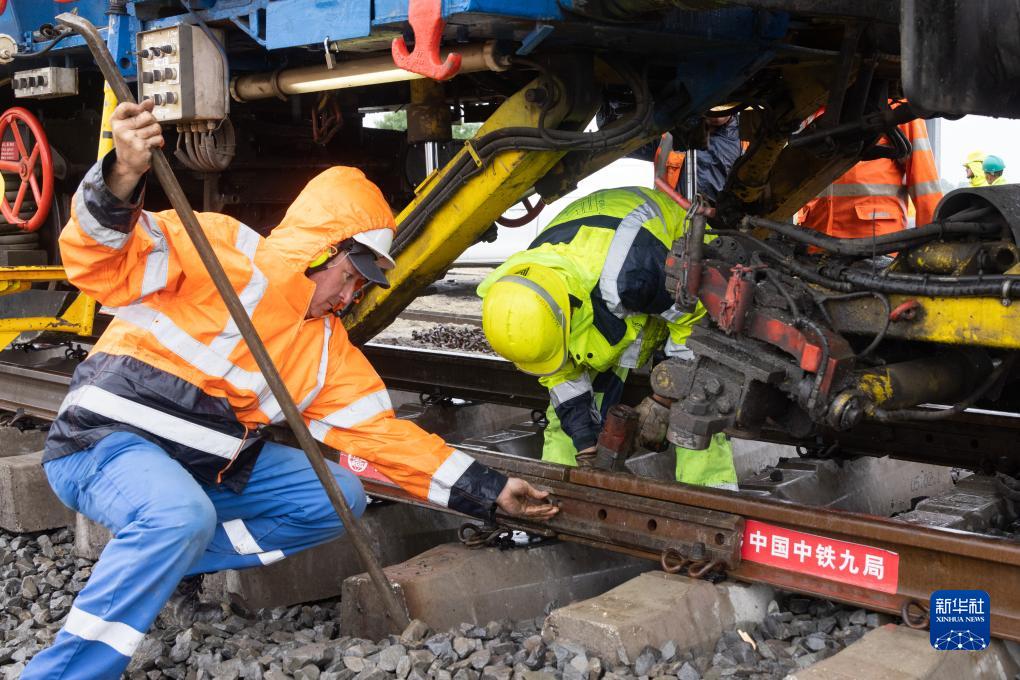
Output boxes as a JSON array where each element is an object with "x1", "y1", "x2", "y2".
[
  {"x1": 9, "y1": 340, "x2": 88, "y2": 361},
  {"x1": 901, "y1": 599, "x2": 930, "y2": 629},
  {"x1": 458, "y1": 523, "x2": 549, "y2": 550},
  {"x1": 458, "y1": 523, "x2": 516, "y2": 549},
  {"x1": 660, "y1": 546, "x2": 726, "y2": 582}
]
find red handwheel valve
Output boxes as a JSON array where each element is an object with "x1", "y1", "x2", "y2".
[
  {"x1": 391, "y1": 0, "x2": 462, "y2": 81},
  {"x1": 496, "y1": 196, "x2": 545, "y2": 228},
  {"x1": 0, "y1": 107, "x2": 54, "y2": 232}
]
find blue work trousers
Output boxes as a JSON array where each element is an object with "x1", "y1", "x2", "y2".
[{"x1": 22, "y1": 432, "x2": 367, "y2": 680}]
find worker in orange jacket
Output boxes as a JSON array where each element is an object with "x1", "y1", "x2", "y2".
[
  {"x1": 799, "y1": 117, "x2": 942, "y2": 238},
  {"x1": 24, "y1": 100, "x2": 556, "y2": 680}
]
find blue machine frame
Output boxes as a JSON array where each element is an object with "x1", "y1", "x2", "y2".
[
  {"x1": 0, "y1": 1, "x2": 788, "y2": 90},
  {"x1": 0, "y1": 0, "x2": 564, "y2": 66}
]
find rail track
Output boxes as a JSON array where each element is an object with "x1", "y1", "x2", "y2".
[{"x1": 1, "y1": 342, "x2": 1018, "y2": 642}]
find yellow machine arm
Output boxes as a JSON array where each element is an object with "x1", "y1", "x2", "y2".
[
  {"x1": 345, "y1": 70, "x2": 602, "y2": 343},
  {"x1": 0, "y1": 266, "x2": 95, "y2": 351}
]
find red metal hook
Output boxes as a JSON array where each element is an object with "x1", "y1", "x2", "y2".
[{"x1": 391, "y1": 0, "x2": 462, "y2": 81}]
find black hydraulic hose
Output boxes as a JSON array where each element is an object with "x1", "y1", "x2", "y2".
[
  {"x1": 836, "y1": 267, "x2": 1020, "y2": 298},
  {"x1": 815, "y1": 291, "x2": 891, "y2": 359},
  {"x1": 393, "y1": 61, "x2": 653, "y2": 253},
  {"x1": 888, "y1": 124, "x2": 911, "y2": 161},
  {"x1": 514, "y1": 57, "x2": 651, "y2": 149},
  {"x1": 716, "y1": 230, "x2": 1020, "y2": 298},
  {"x1": 395, "y1": 129, "x2": 634, "y2": 250},
  {"x1": 711, "y1": 230, "x2": 855, "y2": 292},
  {"x1": 13, "y1": 29, "x2": 72, "y2": 59},
  {"x1": 790, "y1": 100, "x2": 919, "y2": 147},
  {"x1": 798, "y1": 316, "x2": 830, "y2": 412},
  {"x1": 851, "y1": 270, "x2": 1020, "y2": 284},
  {"x1": 742, "y1": 215, "x2": 1001, "y2": 256},
  {"x1": 755, "y1": 260, "x2": 830, "y2": 411},
  {"x1": 945, "y1": 206, "x2": 994, "y2": 222}
]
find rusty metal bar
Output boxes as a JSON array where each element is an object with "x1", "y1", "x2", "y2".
[
  {"x1": 10, "y1": 341, "x2": 1020, "y2": 473},
  {"x1": 343, "y1": 443, "x2": 1020, "y2": 640},
  {"x1": 562, "y1": 468, "x2": 1020, "y2": 641}
]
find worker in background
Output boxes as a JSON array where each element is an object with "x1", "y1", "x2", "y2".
[
  {"x1": 963, "y1": 150, "x2": 988, "y2": 187},
  {"x1": 477, "y1": 187, "x2": 738, "y2": 489},
  {"x1": 984, "y1": 155, "x2": 1007, "y2": 185},
  {"x1": 800, "y1": 116, "x2": 942, "y2": 237},
  {"x1": 656, "y1": 115, "x2": 743, "y2": 206},
  {"x1": 23, "y1": 100, "x2": 556, "y2": 680}
]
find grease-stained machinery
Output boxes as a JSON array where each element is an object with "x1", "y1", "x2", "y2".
[{"x1": 2, "y1": 0, "x2": 1020, "y2": 472}]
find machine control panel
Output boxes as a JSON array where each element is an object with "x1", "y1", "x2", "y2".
[
  {"x1": 136, "y1": 24, "x2": 226, "y2": 124},
  {"x1": 12, "y1": 66, "x2": 78, "y2": 99}
]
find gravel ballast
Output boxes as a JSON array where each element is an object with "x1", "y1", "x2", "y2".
[{"x1": 0, "y1": 526, "x2": 889, "y2": 680}]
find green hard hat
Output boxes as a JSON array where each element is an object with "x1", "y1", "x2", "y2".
[{"x1": 983, "y1": 155, "x2": 1006, "y2": 173}]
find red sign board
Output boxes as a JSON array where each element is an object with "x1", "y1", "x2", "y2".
[{"x1": 741, "y1": 519, "x2": 900, "y2": 594}]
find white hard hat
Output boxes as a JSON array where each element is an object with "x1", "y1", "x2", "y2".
[{"x1": 352, "y1": 228, "x2": 395, "y2": 270}]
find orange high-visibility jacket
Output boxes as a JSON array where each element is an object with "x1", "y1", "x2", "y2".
[
  {"x1": 658, "y1": 149, "x2": 686, "y2": 189},
  {"x1": 46, "y1": 157, "x2": 506, "y2": 517},
  {"x1": 800, "y1": 117, "x2": 942, "y2": 238}
]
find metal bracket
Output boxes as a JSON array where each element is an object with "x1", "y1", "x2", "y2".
[
  {"x1": 516, "y1": 23, "x2": 554, "y2": 56},
  {"x1": 462, "y1": 139, "x2": 484, "y2": 168},
  {"x1": 323, "y1": 36, "x2": 335, "y2": 70}
]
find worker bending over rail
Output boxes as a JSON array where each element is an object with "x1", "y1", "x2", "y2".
[
  {"x1": 477, "y1": 187, "x2": 737, "y2": 489},
  {"x1": 23, "y1": 99, "x2": 556, "y2": 680}
]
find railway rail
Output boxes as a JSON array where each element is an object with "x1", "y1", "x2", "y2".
[
  {"x1": 1, "y1": 342, "x2": 1019, "y2": 642},
  {"x1": 7, "y1": 342, "x2": 1020, "y2": 471}
]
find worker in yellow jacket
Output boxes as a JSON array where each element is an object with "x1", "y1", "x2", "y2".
[
  {"x1": 478, "y1": 187, "x2": 737, "y2": 489},
  {"x1": 24, "y1": 99, "x2": 555, "y2": 680},
  {"x1": 963, "y1": 150, "x2": 988, "y2": 187}
]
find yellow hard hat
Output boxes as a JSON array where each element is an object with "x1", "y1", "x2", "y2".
[
  {"x1": 482, "y1": 263, "x2": 571, "y2": 376},
  {"x1": 965, "y1": 150, "x2": 986, "y2": 165}
]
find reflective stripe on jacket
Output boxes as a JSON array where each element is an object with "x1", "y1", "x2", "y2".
[
  {"x1": 800, "y1": 117, "x2": 942, "y2": 238},
  {"x1": 48, "y1": 155, "x2": 506, "y2": 516},
  {"x1": 478, "y1": 187, "x2": 704, "y2": 451}
]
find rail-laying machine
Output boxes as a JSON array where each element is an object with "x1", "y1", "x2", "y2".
[{"x1": 2, "y1": 0, "x2": 1020, "y2": 476}]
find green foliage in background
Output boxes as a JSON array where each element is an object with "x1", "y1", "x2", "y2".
[{"x1": 373, "y1": 110, "x2": 481, "y2": 139}]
